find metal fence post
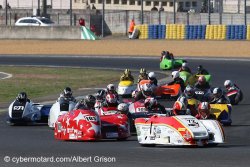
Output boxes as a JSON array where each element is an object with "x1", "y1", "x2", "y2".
[
  {"x1": 57, "y1": 13, "x2": 59, "y2": 25},
  {"x1": 102, "y1": 0, "x2": 105, "y2": 37},
  {"x1": 244, "y1": 0, "x2": 247, "y2": 25},
  {"x1": 5, "y1": 0, "x2": 8, "y2": 25},
  {"x1": 173, "y1": 0, "x2": 176, "y2": 24},
  {"x1": 208, "y1": 0, "x2": 211, "y2": 25},
  {"x1": 125, "y1": 10, "x2": 128, "y2": 36},
  {"x1": 159, "y1": 10, "x2": 161, "y2": 25},
  {"x1": 187, "y1": 12, "x2": 189, "y2": 25},
  {"x1": 37, "y1": 0, "x2": 40, "y2": 16},
  {"x1": 219, "y1": 0, "x2": 222, "y2": 24},
  {"x1": 70, "y1": 0, "x2": 72, "y2": 26},
  {"x1": 141, "y1": 0, "x2": 144, "y2": 24}
]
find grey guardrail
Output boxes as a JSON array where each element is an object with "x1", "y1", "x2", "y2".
[{"x1": 0, "y1": 26, "x2": 81, "y2": 39}]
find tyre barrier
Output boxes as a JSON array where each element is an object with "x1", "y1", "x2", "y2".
[
  {"x1": 247, "y1": 25, "x2": 250, "y2": 40},
  {"x1": 226, "y1": 25, "x2": 246, "y2": 40},
  {"x1": 136, "y1": 24, "x2": 250, "y2": 40}
]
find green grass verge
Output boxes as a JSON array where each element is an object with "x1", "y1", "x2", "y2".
[{"x1": 0, "y1": 66, "x2": 121, "y2": 103}]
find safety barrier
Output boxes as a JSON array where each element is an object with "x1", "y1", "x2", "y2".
[
  {"x1": 165, "y1": 24, "x2": 185, "y2": 40},
  {"x1": 205, "y1": 25, "x2": 226, "y2": 40},
  {"x1": 136, "y1": 24, "x2": 250, "y2": 40},
  {"x1": 226, "y1": 25, "x2": 246, "y2": 40},
  {"x1": 246, "y1": 25, "x2": 250, "y2": 40},
  {"x1": 186, "y1": 25, "x2": 206, "y2": 40},
  {"x1": 147, "y1": 25, "x2": 166, "y2": 39},
  {"x1": 135, "y1": 24, "x2": 148, "y2": 39}
]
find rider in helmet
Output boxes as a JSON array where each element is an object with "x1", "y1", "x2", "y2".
[
  {"x1": 168, "y1": 71, "x2": 185, "y2": 91},
  {"x1": 179, "y1": 62, "x2": 191, "y2": 73},
  {"x1": 183, "y1": 85, "x2": 196, "y2": 99},
  {"x1": 224, "y1": 80, "x2": 242, "y2": 93},
  {"x1": 181, "y1": 86, "x2": 199, "y2": 116},
  {"x1": 144, "y1": 97, "x2": 166, "y2": 114},
  {"x1": 117, "y1": 103, "x2": 129, "y2": 114},
  {"x1": 134, "y1": 83, "x2": 154, "y2": 102},
  {"x1": 161, "y1": 51, "x2": 167, "y2": 61},
  {"x1": 148, "y1": 72, "x2": 158, "y2": 86},
  {"x1": 172, "y1": 100, "x2": 187, "y2": 115},
  {"x1": 75, "y1": 95, "x2": 96, "y2": 110},
  {"x1": 106, "y1": 84, "x2": 118, "y2": 97},
  {"x1": 210, "y1": 87, "x2": 230, "y2": 104},
  {"x1": 144, "y1": 97, "x2": 167, "y2": 114},
  {"x1": 137, "y1": 68, "x2": 148, "y2": 83},
  {"x1": 196, "y1": 65, "x2": 209, "y2": 75},
  {"x1": 58, "y1": 87, "x2": 76, "y2": 102},
  {"x1": 161, "y1": 50, "x2": 172, "y2": 60},
  {"x1": 102, "y1": 93, "x2": 119, "y2": 108},
  {"x1": 224, "y1": 80, "x2": 243, "y2": 104},
  {"x1": 194, "y1": 76, "x2": 210, "y2": 90},
  {"x1": 120, "y1": 69, "x2": 134, "y2": 82},
  {"x1": 195, "y1": 102, "x2": 216, "y2": 120},
  {"x1": 16, "y1": 92, "x2": 30, "y2": 103}
]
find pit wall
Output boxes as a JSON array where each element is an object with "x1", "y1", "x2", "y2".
[{"x1": 136, "y1": 24, "x2": 250, "y2": 40}]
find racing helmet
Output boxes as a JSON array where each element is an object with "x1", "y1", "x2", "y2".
[
  {"x1": 141, "y1": 83, "x2": 153, "y2": 97},
  {"x1": 148, "y1": 72, "x2": 156, "y2": 79},
  {"x1": 106, "y1": 93, "x2": 118, "y2": 104},
  {"x1": 177, "y1": 96, "x2": 188, "y2": 107},
  {"x1": 171, "y1": 71, "x2": 180, "y2": 79},
  {"x1": 184, "y1": 86, "x2": 195, "y2": 98},
  {"x1": 63, "y1": 87, "x2": 72, "y2": 98},
  {"x1": 144, "y1": 97, "x2": 157, "y2": 109},
  {"x1": 173, "y1": 101, "x2": 187, "y2": 115},
  {"x1": 197, "y1": 65, "x2": 203, "y2": 72},
  {"x1": 84, "y1": 95, "x2": 96, "y2": 108},
  {"x1": 224, "y1": 80, "x2": 233, "y2": 89},
  {"x1": 198, "y1": 76, "x2": 206, "y2": 85},
  {"x1": 124, "y1": 69, "x2": 131, "y2": 75},
  {"x1": 161, "y1": 51, "x2": 166, "y2": 56},
  {"x1": 198, "y1": 102, "x2": 211, "y2": 118},
  {"x1": 107, "y1": 84, "x2": 115, "y2": 93},
  {"x1": 96, "y1": 89, "x2": 106, "y2": 101},
  {"x1": 182, "y1": 62, "x2": 188, "y2": 68},
  {"x1": 213, "y1": 87, "x2": 223, "y2": 99},
  {"x1": 17, "y1": 92, "x2": 27, "y2": 102},
  {"x1": 117, "y1": 103, "x2": 129, "y2": 114},
  {"x1": 140, "y1": 68, "x2": 146, "y2": 74}
]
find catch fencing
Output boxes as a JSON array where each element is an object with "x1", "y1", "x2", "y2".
[{"x1": 0, "y1": 9, "x2": 249, "y2": 36}]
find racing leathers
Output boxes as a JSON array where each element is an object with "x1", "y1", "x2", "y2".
[
  {"x1": 195, "y1": 113, "x2": 216, "y2": 120},
  {"x1": 210, "y1": 94, "x2": 230, "y2": 104},
  {"x1": 194, "y1": 82, "x2": 211, "y2": 90},
  {"x1": 196, "y1": 69, "x2": 209, "y2": 75},
  {"x1": 58, "y1": 93, "x2": 76, "y2": 103},
  {"x1": 168, "y1": 77, "x2": 185, "y2": 92},
  {"x1": 120, "y1": 73, "x2": 134, "y2": 82},
  {"x1": 147, "y1": 103, "x2": 167, "y2": 114},
  {"x1": 179, "y1": 66, "x2": 192, "y2": 74}
]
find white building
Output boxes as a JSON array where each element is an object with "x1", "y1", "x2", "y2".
[
  {"x1": 0, "y1": 0, "x2": 201, "y2": 12},
  {"x1": 0, "y1": 0, "x2": 248, "y2": 13}
]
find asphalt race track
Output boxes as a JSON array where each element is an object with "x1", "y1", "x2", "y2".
[{"x1": 0, "y1": 56, "x2": 250, "y2": 167}]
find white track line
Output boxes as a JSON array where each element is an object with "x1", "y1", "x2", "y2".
[{"x1": 0, "y1": 72, "x2": 12, "y2": 80}]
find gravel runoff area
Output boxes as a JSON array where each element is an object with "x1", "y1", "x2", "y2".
[{"x1": 0, "y1": 39, "x2": 250, "y2": 57}]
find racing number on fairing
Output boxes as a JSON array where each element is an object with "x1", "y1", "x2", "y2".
[
  {"x1": 186, "y1": 119, "x2": 199, "y2": 127},
  {"x1": 13, "y1": 106, "x2": 25, "y2": 110},
  {"x1": 195, "y1": 91, "x2": 204, "y2": 95},
  {"x1": 136, "y1": 107, "x2": 146, "y2": 112}
]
